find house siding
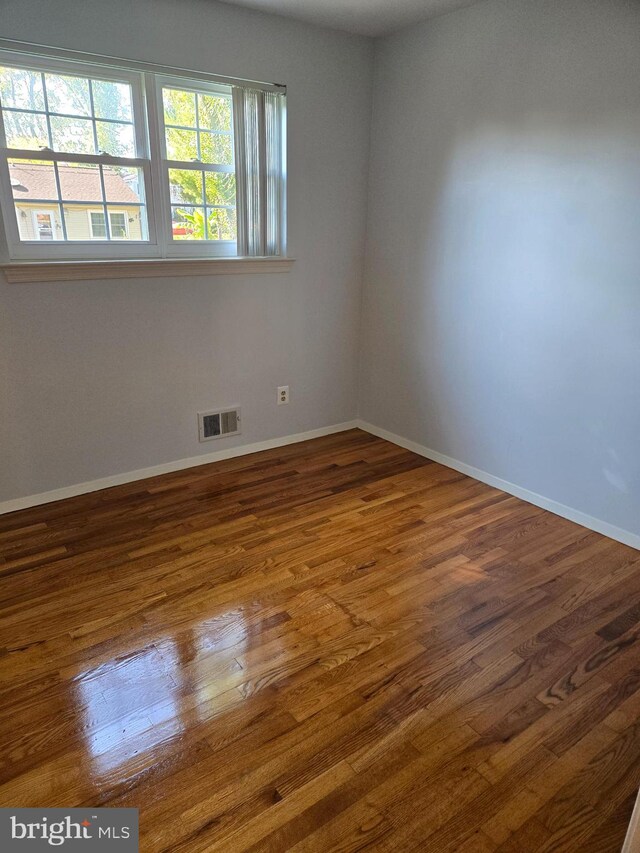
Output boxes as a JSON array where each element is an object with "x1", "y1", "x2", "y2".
[{"x1": 15, "y1": 203, "x2": 143, "y2": 241}]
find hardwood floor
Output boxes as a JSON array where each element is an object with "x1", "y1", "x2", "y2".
[{"x1": 1, "y1": 428, "x2": 639, "y2": 851}]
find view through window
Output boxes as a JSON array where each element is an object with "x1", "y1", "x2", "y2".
[{"x1": 0, "y1": 49, "x2": 286, "y2": 261}]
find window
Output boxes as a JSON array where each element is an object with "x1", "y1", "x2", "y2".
[
  {"x1": 109, "y1": 211, "x2": 128, "y2": 239},
  {"x1": 89, "y1": 209, "x2": 129, "y2": 240},
  {"x1": 0, "y1": 48, "x2": 286, "y2": 263},
  {"x1": 89, "y1": 211, "x2": 107, "y2": 239},
  {"x1": 159, "y1": 80, "x2": 237, "y2": 246}
]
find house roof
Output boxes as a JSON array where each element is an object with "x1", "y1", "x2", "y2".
[{"x1": 9, "y1": 163, "x2": 139, "y2": 204}]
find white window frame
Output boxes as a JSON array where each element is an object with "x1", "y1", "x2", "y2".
[
  {"x1": 107, "y1": 210, "x2": 129, "y2": 240},
  {"x1": 150, "y1": 74, "x2": 237, "y2": 258},
  {"x1": 88, "y1": 208, "x2": 129, "y2": 240},
  {"x1": 0, "y1": 49, "x2": 158, "y2": 260},
  {"x1": 88, "y1": 209, "x2": 107, "y2": 239},
  {"x1": 0, "y1": 43, "x2": 287, "y2": 263}
]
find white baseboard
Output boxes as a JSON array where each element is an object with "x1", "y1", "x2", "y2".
[
  {"x1": 357, "y1": 420, "x2": 640, "y2": 551},
  {"x1": 0, "y1": 420, "x2": 359, "y2": 516},
  {"x1": 622, "y1": 787, "x2": 640, "y2": 853},
  {"x1": 5, "y1": 418, "x2": 639, "y2": 552}
]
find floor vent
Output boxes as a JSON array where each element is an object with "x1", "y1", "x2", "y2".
[{"x1": 198, "y1": 407, "x2": 241, "y2": 442}]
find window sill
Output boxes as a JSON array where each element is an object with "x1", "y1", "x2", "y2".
[{"x1": 1, "y1": 256, "x2": 295, "y2": 283}]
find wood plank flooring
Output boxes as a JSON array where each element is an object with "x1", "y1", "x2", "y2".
[{"x1": 1, "y1": 428, "x2": 639, "y2": 851}]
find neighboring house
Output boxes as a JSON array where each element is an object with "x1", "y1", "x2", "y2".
[{"x1": 9, "y1": 162, "x2": 143, "y2": 241}]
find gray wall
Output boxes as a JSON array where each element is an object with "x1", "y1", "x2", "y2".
[
  {"x1": 360, "y1": 0, "x2": 640, "y2": 537},
  {"x1": 0, "y1": 0, "x2": 373, "y2": 500},
  {"x1": 3, "y1": 0, "x2": 640, "y2": 544}
]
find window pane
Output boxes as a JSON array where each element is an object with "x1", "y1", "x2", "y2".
[
  {"x1": 92, "y1": 80, "x2": 132, "y2": 121},
  {"x1": 58, "y1": 162, "x2": 103, "y2": 202},
  {"x1": 45, "y1": 73, "x2": 91, "y2": 116},
  {"x1": 13, "y1": 203, "x2": 63, "y2": 241},
  {"x1": 204, "y1": 172, "x2": 235, "y2": 206},
  {"x1": 200, "y1": 132, "x2": 233, "y2": 165},
  {"x1": 9, "y1": 159, "x2": 58, "y2": 201},
  {"x1": 168, "y1": 167, "x2": 236, "y2": 241},
  {"x1": 171, "y1": 205, "x2": 205, "y2": 240},
  {"x1": 9, "y1": 158, "x2": 150, "y2": 245},
  {"x1": 206, "y1": 207, "x2": 236, "y2": 241},
  {"x1": 89, "y1": 210, "x2": 107, "y2": 238},
  {"x1": 50, "y1": 115, "x2": 94, "y2": 154},
  {"x1": 163, "y1": 88, "x2": 196, "y2": 127},
  {"x1": 96, "y1": 120, "x2": 135, "y2": 157},
  {"x1": 0, "y1": 67, "x2": 45, "y2": 111},
  {"x1": 104, "y1": 166, "x2": 145, "y2": 203},
  {"x1": 166, "y1": 127, "x2": 198, "y2": 161},
  {"x1": 168, "y1": 168, "x2": 203, "y2": 205},
  {"x1": 198, "y1": 94, "x2": 232, "y2": 132},
  {"x1": 10, "y1": 156, "x2": 64, "y2": 239},
  {"x1": 2, "y1": 110, "x2": 49, "y2": 149}
]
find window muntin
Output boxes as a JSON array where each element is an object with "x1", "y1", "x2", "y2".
[{"x1": 0, "y1": 49, "x2": 285, "y2": 262}]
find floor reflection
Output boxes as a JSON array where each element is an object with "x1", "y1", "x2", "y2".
[
  {"x1": 76, "y1": 642, "x2": 183, "y2": 778},
  {"x1": 74, "y1": 613, "x2": 251, "y2": 784}
]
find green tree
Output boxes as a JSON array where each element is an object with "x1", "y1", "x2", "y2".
[
  {"x1": 163, "y1": 88, "x2": 236, "y2": 240},
  {"x1": 175, "y1": 205, "x2": 236, "y2": 240},
  {"x1": 0, "y1": 66, "x2": 132, "y2": 156}
]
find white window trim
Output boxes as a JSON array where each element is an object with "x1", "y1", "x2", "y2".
[
  {"x1": 88, "y1": 208, "x2": 129, "y2": 240},
  {"x1": 88, "y1": 209, "x2": 106, "y2": 240},
  {"x1": 108, "y1": 210, "x2": 129, "y2": 240},
  {"x1": 0, "y1": 40, "x2": 287, "y2": 267}
]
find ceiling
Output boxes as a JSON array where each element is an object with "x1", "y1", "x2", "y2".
[{"x1": 217, "y1": 0, "x2": 482, "y2": 37}]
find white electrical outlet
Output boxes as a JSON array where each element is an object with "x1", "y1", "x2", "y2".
[{"x1": 277, "y1": 385, "x2": 289, "y2": 405}]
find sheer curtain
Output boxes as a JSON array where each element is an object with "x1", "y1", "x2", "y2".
[{"x1": 232, "y1": 87, "x2": 285, "y2": 256}]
